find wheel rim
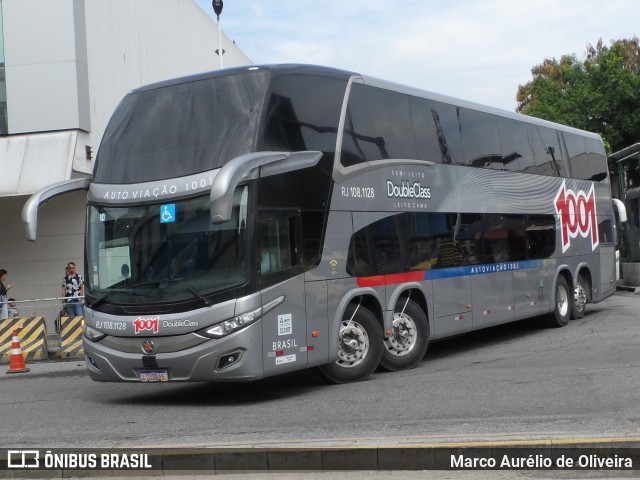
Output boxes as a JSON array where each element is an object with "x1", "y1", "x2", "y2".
[
  {"x1": 384, "y1": 312, "x2": 417, "y2": 357},
  {"x1": 574, "y1": 279, "x2": 587, "y2": 313},
  {"x1": 336, "y1": 320, "x2": 369, "y2": 368},
  {"x1": 557, "y1": 283, "x2": 569, "y2": 317}
]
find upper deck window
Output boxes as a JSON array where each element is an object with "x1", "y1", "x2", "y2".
[
  {"x1": 94, "y1": 70, "x2": 269, "y2": 184},
  {"x1": 258, "y1": 73, "x2": 347, "y2": 269},
  {"x1": 341, "y1": 83, "x2": 417, "y2": 166},
  {"x1": 260, "y1": 73, "x2": 346, "y2": 154},
  {"x1": 339, "y1": 82, "x2": 607, "y2": 182}
]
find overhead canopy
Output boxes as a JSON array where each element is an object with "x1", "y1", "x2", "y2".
[
  {"x1": 610, "y1": 143, "x2": 640, "y2": 162},
  {"x1": 0, "y1": 130, "x2": 79, "y2": 196}
]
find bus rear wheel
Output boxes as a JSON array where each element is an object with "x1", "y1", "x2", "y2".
[
  {"x1": 379, "y1": 298, "x2": 429, "y2": 372},
  {"x1": 545, "y1": 275, "x2": 570, "y2": 328},
  {"x1": 571, "y1": 273, "x2": 589, "y2": 319},
  {"x1": 318, "y1": 303, "x2": 383, "y2": 384}
]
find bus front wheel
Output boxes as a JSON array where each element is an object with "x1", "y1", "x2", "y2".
[
  {"x1": 318, "y1": 304, "x2": 383, "y2": 384},
  {"x1": 546, "y1": 275, "x2": 571, "y2": 328},
  {"x1": 379, "y1": 298, "x2": 429, "y2": 372}
]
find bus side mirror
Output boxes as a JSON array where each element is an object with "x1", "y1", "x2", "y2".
[
  {"x1": 22, "y1": 178, "x2": 91, "y2": 241},
  {"x1": 612, "y1": 198, "x2": 627, "y2": 224},
  {"x1": 210, "y1": 151, "x2": 322, "y2": 224}
]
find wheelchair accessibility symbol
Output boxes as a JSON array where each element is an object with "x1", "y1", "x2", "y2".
[{"x1": 160, "y1": 204, "x2": 176, "y2": 223}]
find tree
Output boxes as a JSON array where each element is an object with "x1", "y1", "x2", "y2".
[{"x1": 516, "y1": 37, "x2": 640, "y2": 188}]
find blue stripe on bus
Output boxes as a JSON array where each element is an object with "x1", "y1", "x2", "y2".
[
  {"x1": 424, "y1": 259, "x2": 545, "y2": 280},
  {"x1": 356, "y1": 259, "x2": 546, "y2": 287}
]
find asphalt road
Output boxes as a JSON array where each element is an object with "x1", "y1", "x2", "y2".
[{"x1": 1, "y1": 292, "x2": 639, "y2": 450}]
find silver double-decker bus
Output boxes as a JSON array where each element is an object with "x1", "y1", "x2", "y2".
[{"x1": 24, "y1": 65, "x2": 620, "y2": 383}]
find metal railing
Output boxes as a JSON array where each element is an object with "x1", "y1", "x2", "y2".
[{"x1": 0, "y1": 296, "x2": 84, "y2": 334}]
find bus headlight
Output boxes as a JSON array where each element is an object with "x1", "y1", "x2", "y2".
[
  {"x1": 202, "y1": 310, "x2": 260, "y2": 338},
  {"x1": 84, "y1": 324, "x2": 107, "y2": 342},
  {"x1": 200, "y1": 295, "x2": 285, "y2": 339}
]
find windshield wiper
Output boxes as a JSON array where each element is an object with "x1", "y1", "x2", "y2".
[
  {"x1": 89, "y1": 288, "x2": 152, "y2": 309},
  {"x1": 129, "y1": 277, "x2": 210, "y2": 307},
  {"x1": 170, "y1": 277, "x2": 211, "y2": 307},
  {"x1": 90, "y1": 278, "x2": 210, "y2": 309},
  {"x1": 90, "y1": 291, "x2": 114, "y2": 309}
]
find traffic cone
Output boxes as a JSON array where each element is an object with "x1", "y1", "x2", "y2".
[{"x1": 6, "y1": 329, "x2": 30, "y2": 374}]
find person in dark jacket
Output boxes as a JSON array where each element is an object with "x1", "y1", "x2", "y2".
[{"x1": 0, "y1": 268, "x2": 14, "y2": 320}]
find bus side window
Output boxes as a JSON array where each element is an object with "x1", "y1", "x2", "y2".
[
  {"x1": 525, "y1": 215, "x2": 556, "y2": 259},
  {"x1": 458, "y1": 109, "x2": 501, "y2": 169},
  {"x1": 258, "y1": 216, "x2": 298, "y2": 276},
  {"x1": 598, "y1": 218, "x2": 614, "y2": 244},
  {"x1": 341, "y1": 84, "x2": 417, "y2": 166}
]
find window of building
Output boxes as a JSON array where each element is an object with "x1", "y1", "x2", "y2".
[{"x1": 0, "y1": 1, "x2": 7, "y2": 135}]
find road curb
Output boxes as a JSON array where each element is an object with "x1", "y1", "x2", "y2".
[
  {"x1": 155, "y1": 437, "x2": 640, "y2": 472},
  {"x1": 128, "y1": 438, "x2": 640, "y2": 472}
]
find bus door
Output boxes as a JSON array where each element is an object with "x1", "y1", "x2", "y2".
[
  {"x1": 471, "y1": 269, "x2": 514, "y2": 329},
  {"x1": 598, "y1": 214, "x2": 617, "y2": 297},
  {"x1": 432, "y1": 272, "x2": 473, "y2": 337},
  {"x1": 513, "y1": 267, "x2": 549, "y2": 320},
  {"x1": 430, "y1": 214, "x2": 475, "y2": 338},
  {"x1": 469, "y1": 217, "x2": 516, "y2": 329},
  {"x1": 429, "y1": 238, "x2": 473, "y2": 337},
  {"x1": 258, "y1": 214, "x2": 309, "y2": 377},
  {"x1": 512, "y1": 215, "x2": 556, "y2": 319}
]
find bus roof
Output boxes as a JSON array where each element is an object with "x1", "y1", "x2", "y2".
[{"x1": 128, "y1": 63, "x2": 603, "y2": 143}]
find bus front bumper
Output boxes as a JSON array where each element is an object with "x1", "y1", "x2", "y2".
[{"x1": 82, "y1": 322, "x2": 264, "y2": 382}]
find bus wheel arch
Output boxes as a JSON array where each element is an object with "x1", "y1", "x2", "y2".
[
  {"x1": 317, "y1": 295, "x2": 384, "y2": 384},
  {"x1": 379, "y1": 289, "x2": 429, "y2": 372},
  {"x1": 545, "y1": 271, "x2": 572, "y2": 328},
  {"x1": 571, "y1": 268, "x2": 592, "y2": 320}
]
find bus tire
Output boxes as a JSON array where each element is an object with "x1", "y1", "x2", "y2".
[
  {"x1": 379, "y1": 298, "x2": 429, "y2": 372},
  {"x1": 571, "y1": 273, "x2": 589, "y2": 320},
  {"x1": 546, "y1": 275, "x2": 571, "y2": 328},
  {"x1": 318, "y1": 303, "x2": 383, "y2": 384}
]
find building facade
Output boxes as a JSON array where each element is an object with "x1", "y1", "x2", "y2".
[{"x1": 0, "y1": 0, "x2": 251, "y2": 326}]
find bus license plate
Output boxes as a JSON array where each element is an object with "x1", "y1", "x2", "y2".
[{"x1": 139, "y1": 369, "x2": 168, "y2": 382}]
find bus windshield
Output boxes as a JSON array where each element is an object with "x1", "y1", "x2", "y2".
[
  {"x1": 85, "y1": 187, "x2": 249, "y2": 306},
  {"x1": 93, "y1": 70, "x2": 268, "y2": 184}
]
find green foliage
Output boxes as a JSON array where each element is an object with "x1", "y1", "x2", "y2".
[{"x1": 517, "y1": 37, "x2": 640, "y2": 186}]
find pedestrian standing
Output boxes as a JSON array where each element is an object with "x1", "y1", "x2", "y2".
[
  {"x1": 61, "y1": 262, "x2": 84, "y2": 318},
  {"x1": 0, "y1": 269, "x2": 14, "y2": 320},
  {"x1": 7, "y1": 298, "x2": 20, "y2": 319}
]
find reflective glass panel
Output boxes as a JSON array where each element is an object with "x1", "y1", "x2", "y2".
[
  {"x1": 86, "y1": 188, "x2": 249, "y2": 306},
  {"x1": 95, "y1": 70, "x2": 268, "y2": 183},
  {"x1": 0, "y1": 2, "x2": 7, "y2": 135}
]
